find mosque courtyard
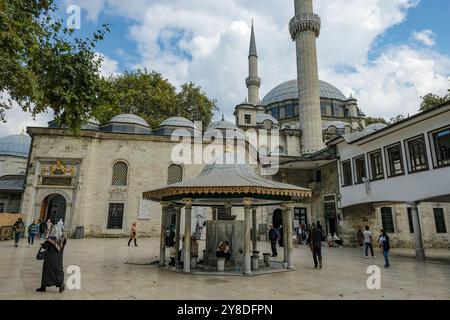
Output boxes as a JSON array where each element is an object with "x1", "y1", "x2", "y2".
[{"x1": 0, "y1": 238, "x2": 449, "y2": 300}]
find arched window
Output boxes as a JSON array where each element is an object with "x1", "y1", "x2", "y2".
[
  {"x1": 167, "y1": 164, "x2": 183, "y2": 184},
  {"x1": 112, "y1": 161, "x2": 128, "y2": 186}
]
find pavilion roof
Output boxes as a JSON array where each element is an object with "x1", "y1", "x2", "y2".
[{"x1": 143, "y1": 161, "x2": 311, "y2": 206}]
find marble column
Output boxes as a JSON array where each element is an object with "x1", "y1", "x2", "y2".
[
  {"x1": 284, "y1": 203, "x2": 294, "y2": 269},
  {"x1": 409, "y1": 201, "x2": 426, "y2": 260},
  {"x1": 252, "y1": 208, "x2": 258, "y2": 254},
  {"x1": 175, "y1": 206, "x2": 181, "y2": 260},
  {"x1": 159, "y1": 203, "x2": 169, "y2": 267},
  {"x1": 243, "y1": 198, "x2": 253, "y2": 275},
  {"x1": 183, "y1": 199, "x2": 192, "y2": 273}
]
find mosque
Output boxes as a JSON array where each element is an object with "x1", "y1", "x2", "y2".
[{"x1": 1, "y1": 0, "x2": 448, "y2": 251}]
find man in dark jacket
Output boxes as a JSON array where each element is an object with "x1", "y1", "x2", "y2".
[
  {"x1": 307, "y1": 222, "x2": 324, "y2": 269},
  {"x1": 268, "y1": 225, "x2": 279, "y2": 257}
]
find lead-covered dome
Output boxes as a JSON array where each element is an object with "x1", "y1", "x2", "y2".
[
  {"x1": 262, "y1": 79, "x2": 347, "y2": 105},
  {"x1": 160, "y1": 117, "x2": 195, "y2": 128},
  {"x1": 0, "y1": 134, "x2": 31, "y2": 158},
  {"x1": 110, "y1": 114, "x2": 150, "y2": 128}
]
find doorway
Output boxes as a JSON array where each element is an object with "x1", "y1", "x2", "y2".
[
  {"x1": 40, "y1": 194, "x2": 67, "y2": 224},
  {"x1": 327, "y1": 217, "x2": 337, "y2": 236},
  {"x1": 272, "y1": 209, "x2": 283, "y2": 229}
]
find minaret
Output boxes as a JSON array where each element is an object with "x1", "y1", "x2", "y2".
[
  {"x1": 290, "y1": 0, "x2": 324, "y2": 153},
  {"x1": 246, "y1": 21, "x2": 261, "y2": 106}
]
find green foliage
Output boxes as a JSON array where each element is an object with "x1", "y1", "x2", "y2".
[
  {"x1": 365, "y1": 117, "x2": 389, "y2": 126},
  {"x1": 101, "y1": 70, "x2": 218, "y2": 128},
  {"x1": 0, "y1": 0, "x2": 110, "y2": 131},
  {"x1": 419, "y1": 92, "x2": 450, "y2": 112},
  {"x1": 389, "y1": 114, "x2": 405, "y2": 124}
]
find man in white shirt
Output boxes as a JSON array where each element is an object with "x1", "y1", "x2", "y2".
[{"x1": 363, "y1": 226, "x2": 376, "y2": 259}]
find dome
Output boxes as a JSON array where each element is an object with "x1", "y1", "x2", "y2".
[
  {"x1": 322, "y1": 121, "x2": 350, "y2": 130},
  {"x1": 365, "y1": 123, "x2": 388, "y2": 131},
  {"x1": 0, "y1": 134, "x2": 31, "y2": 158},
  {"x1": 207, "y1": 119, "x2": 241, "y2": 132},
  {"x1": 159, "y1": 117, "x2": 195, "y2": 128},
  {"x1": 261, "y1": 79, "x2": 347, "y2": 105},
  {"x1": 256, "y1": 114, "x2": 279, "y2": 125},
  {"x1": 110, "y1": 114, "x2": 149, "y2": 128}
]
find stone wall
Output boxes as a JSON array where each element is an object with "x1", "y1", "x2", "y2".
[{"x1": 341, "y1": 202, "x2": 450, "y2": 249}]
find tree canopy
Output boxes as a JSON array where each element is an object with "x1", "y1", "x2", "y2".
[
  {"x1": 97, "y1": 70, "x2": 218, "y2": 128},
  {"x1": 0, "y1": 0, "x2": 110, "y2": 130},
  {"x1": 420, "y1": 91, "x2": 450, "y2": 112}
]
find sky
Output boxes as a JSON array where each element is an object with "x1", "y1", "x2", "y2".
[{"x1": 1, "y1": 0, "x2": 450, "y2": 136}]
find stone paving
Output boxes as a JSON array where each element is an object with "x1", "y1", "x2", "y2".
[{"x1": 0, "y1": 238, "x2": 449, "y2": 300}]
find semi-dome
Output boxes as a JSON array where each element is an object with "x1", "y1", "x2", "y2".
[
  {"x1": 0, "y1": 134, "x2": 31, "y2": 158},
  {"x1": 160, "y1": 117, "x2": 195, "y2": 128},
  {"x1": 110, "y1": 114, "x2": 149, "y2": 128},
  {"x1": 261, "y1": 79, "x2": 347, "y2": 105},
  {"x1": 256, "y1": 114, "x2": 279, "y2": 125},
  {"x1": 322, "y1": 121, "x2": 350, "y2": 130}
]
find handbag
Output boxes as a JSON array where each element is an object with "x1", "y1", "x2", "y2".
[{"x1": 36, "y1": 244, "x2": 46, "y2": 260}]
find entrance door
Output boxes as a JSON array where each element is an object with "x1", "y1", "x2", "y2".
[
  {"x1": 327, "y1": 218, "x2": 337, "y2": 236},
  {"x1": 42, "y1": 194, "x2": 67, "y2": 223}
]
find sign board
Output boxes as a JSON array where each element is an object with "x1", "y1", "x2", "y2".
[{"x1": 138, "y1": 200, "x2": 151, "y2": 220}]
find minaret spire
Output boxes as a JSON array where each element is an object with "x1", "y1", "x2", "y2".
[
  {"x1": 290, "y1": 0, "x2": 323, "y2": 153},
  {"x1": 246, "y1": 21, "x2": 261, "y2": 106}
]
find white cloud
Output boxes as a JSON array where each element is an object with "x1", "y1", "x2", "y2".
[
  {"x1": 0, "y1": 96, "x2": 51, "y2": 137},
  {"x1": 96, "y1": 52, "x2": 120, "y2": 77},
  {"x1": 412, "y1": 29, "x2": 436, "y2": 47},
  {"x1": 3, "y1": 0, "x2": 449, "y2": 136}
]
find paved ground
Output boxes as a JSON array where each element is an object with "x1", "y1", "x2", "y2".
[{"x1": 0, "y1": 238, "x2": 449, "y2": 300}]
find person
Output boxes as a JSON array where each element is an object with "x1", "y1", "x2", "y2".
[
  {"x1": 39, "y1": 219, "x2": 47, "y2": 240},
  {"x1": 57, "y1": 219, "x2": 64, "y2": 231},
  {"x1": 326, "y1": 233, "x2": 333, "y2": 247},
  {"x1": 36, "y1": 224, "x2": 67, "y2": 293},
  {"x1": 333, "y1": 233, "x2": 342, "y2": 246},
  {"x1": 128, "y1": 222, "x2": 138, "y2": 247},
  {"x1": 268, "y1": 225, "x2": 279, "y2": 257},
  {"x1": 190, "y1": 236, "x2": 199, "y2": 261},
  {"x1": 28, "y1": 219, "x2": 39, "y2": 247},
  {"x1": 306, "y1": 223, "x2": 324, "y2": 269},
  {"x1": 216, "y1": 240, "x2": 231, "y2": 266},
  {"x1": 13, "y1": 218, "x2": 24, "y2": 247},
  {"x1": 195, "y1": 223, "x2": 201, "y2": 241},
  {"x1": 168, "y1": 241, "x2": 177, "y2": 269},
  {"x1": 363, "y1": 226, "x2": 376, "y2": 259},
  {"x1": 296, "y1": 227, "x2": 303, "y2": 245},
  {"x1": 165, "y1": 226, "x2": 171, "y2": 247},
  {"x1": 357, "y1": 229, "x2": 364, "y2": 248},
  {"x1": 316, "y1": 221, "x2": 323, "y2": 231},
  {"x1": 378, "y1": 229, "x2": 391, "y2": 268},
  {"x1": 46, "y1": 219, "x2": 53, "y2": 237},
  {"x1": 278, "y1": 225, "x2": 283, "y2": 247}
]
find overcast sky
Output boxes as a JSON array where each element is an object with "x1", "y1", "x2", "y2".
[{"x1": 1, "y1": 0, "x2": 449, "y2": 136}]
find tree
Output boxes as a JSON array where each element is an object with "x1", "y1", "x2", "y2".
[
  {"x1": 176, "y1": 82, "x2": 217, "y2": 129},
  {"x1": 365, "y1": 117, "x2": 388, "y2": 126},
  {"x1": 101, "y1": 70, "x2": 217, "y2": 128},
  {"x1": 389, "y1": 115, "x2": 405, "y2": 124},
  {"x1": 0, "y1": 0, "x2": 109, "y2": 130},
  {"x1": 420, "y1": 92, "x2": 450, "y2": 112}
]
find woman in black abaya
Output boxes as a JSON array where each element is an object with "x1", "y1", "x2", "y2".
[{"x1": 36, "y1": 224, "x2": 67, "y2": 293}]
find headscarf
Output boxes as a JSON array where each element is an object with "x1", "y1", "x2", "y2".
[{"x1": 46, "y1": 224, "x2": 66, "y2": 252}]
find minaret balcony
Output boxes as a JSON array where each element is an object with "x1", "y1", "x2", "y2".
[
  {"x1": 246, "y1": 76, "x2": 261, "y2": 87},
  {"x1": 289, "y1": 13, "x2": 321, "y2": 39}
]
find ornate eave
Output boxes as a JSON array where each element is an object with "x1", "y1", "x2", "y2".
[{"x1": 143, "y1": 185, "x2": 312, "y2": 203}]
